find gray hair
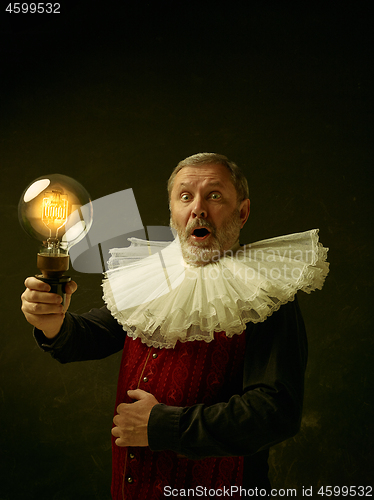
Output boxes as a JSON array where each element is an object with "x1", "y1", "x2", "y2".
[{"x1": 167, "y1": 153, "x2": 249, "y2": 203}]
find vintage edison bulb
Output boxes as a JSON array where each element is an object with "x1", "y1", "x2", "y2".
[{"x1": 19, "y1": 174, "x2": 93, "y2": 294}]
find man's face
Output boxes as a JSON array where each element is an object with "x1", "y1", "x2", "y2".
[{"x1": 169, "y1": 164, "x2": 250, "y2": 266}]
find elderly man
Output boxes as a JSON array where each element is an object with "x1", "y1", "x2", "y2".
[{"x1": 22, "y1": 153, "x2": 309, "y2": 499}]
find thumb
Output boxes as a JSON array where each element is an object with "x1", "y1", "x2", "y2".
[
  {"x1": 127, "y1": 389, "x2": 150, "y2": 401},
  {"x1": 63, "y1": 281, "x2": 77, "y2": 312},
  {"x1": 65, "y1": 280, "x2": 78, "y2": 295}
]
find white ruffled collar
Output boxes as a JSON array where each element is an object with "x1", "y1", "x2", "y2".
[{"x1": 102, "y1": 229, "x2": 329, "y2": 349}]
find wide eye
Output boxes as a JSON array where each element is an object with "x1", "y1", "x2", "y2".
[
  {"x1": 181, "y1": 193, "x2": 191, "y2": 201},
  {"x1": 210, "y1": 192, "x2": 221, "y2": 200}
]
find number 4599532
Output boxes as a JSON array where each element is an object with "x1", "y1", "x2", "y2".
[
  {"x1": 5, "y1": 3, "x2": 60, "y2": 14},
  {"x1": 318, "y1": 485, "x2": 372, "y2": 496}
]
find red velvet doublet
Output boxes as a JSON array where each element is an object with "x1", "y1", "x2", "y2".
[{"x1": 111, "y1": 331, "x2": 247, "y2": 499}]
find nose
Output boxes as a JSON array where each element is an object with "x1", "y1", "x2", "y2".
[
  {"x1": 191, "y1": 197, "x2": 207, "y2": 219},
  {"x1": 193, "y1": 209, "x2": 206, "y2": 218}
]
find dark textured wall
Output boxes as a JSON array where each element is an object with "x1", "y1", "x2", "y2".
[{"x1": 1, "y1": 3, "x2": 372, "y2": 498}]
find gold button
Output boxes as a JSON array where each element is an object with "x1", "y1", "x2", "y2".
[
  {"x1": 129, "y1": 453, "x2": 135, "y2": 459},
  {"x1": 127, "y1": 477, "x2": 133, "y2": 483},
  {"x1": 143, "y1": 377, "x2": 148, "y2": 383},
  {"x1": 152, "y1": 353, "x2": 158, "y2": 359}
]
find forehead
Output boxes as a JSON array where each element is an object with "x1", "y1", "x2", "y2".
[{"x1": 172, "y1": 164, "x2": 235, "y2": 192}]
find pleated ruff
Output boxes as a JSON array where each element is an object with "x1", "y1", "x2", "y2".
[
  {"x1": 103, "y1": 229, "x2": 329, "y2": 349},
  {"x1": 111, "y1": 330, "x2": 246, "y2": 500}
]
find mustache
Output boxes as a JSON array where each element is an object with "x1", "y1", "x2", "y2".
[{"x1": 185, "y1": 218, "x2": 216, "y2": 236}]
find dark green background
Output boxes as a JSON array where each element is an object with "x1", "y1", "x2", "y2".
[{"x1": 1, "y1": 2, "x2": 372, "y2": 498}]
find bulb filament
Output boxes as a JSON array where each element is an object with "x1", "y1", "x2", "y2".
[{"x1": 42, "y1": 190, "x2": 69, "y2": 246}]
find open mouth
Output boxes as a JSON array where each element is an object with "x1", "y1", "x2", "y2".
[{"x1": 191, "y1": 227, "x2": 211, "y2": 240}]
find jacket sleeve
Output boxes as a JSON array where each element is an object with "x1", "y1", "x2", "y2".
[
  {"x1": 33, "y1": 306, "x2": 126, "y2": 363},
  {"x1": 148, "y1": 298, "x2": 308, "y2": 459}
]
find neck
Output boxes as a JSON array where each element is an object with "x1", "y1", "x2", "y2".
[{"x1": 229, "y1": 239, "x2": 241, "y2": 254}]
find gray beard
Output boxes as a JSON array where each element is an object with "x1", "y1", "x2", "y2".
[{"x1": 170, "y1": 208, "x2": 242, "y2": 266}]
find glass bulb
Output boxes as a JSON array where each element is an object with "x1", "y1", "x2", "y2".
[{"x1": 19, "y1": 174, "x2": 93, "y2": 292}]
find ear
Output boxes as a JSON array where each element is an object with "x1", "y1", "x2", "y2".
[{"x1": 239, "y1": 199, "x2": 250, "y2": 228}]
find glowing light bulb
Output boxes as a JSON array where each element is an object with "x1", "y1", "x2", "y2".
[
  {"x1": 19, "y1": 174, "x2": 93, "y2": 302},
  {"x1": 42, "y1": 189, "x2": 68, "y2": 232}
]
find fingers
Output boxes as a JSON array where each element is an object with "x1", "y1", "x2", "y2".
[
  {"x1": 111, "y1": 390, "x2": 158, "y2": 447},
  {"x1": 24, "y1": 276, "x2": 51, "y2": 291},
  {"x1": 111, "y1": 414, "x2": 149, "y2": 448},
  {"x1": 111, "y1": 412, "x2": 136, "y2": 448},
  {"x1": 23, "y1": 277, "x2": 77, "y2": 296},
  {"x1": 23, "y1": 287, "x2": 62, "y2": 304},
  {"x1": 21, "y1": 287, "x2": 63, "y2": 314},
  {"x1": 21, "y1": 277, "x2": 77, "y2": 338},
  {"x1": 111, "y1": 427, "x2": 128, "y2": 447},
  {"x1": 22, "y1": 278, "x2": 77, "y2": 309},
  {"x1": 23, "y1": 299, "x2": 64, "y2": 316}
]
